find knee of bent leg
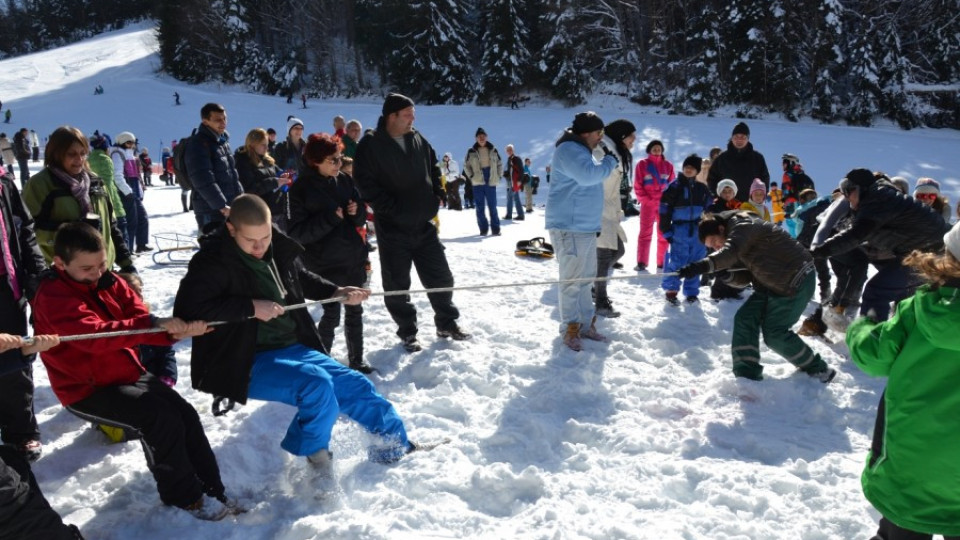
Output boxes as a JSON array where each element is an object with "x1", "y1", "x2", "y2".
[{"x1": 297, "y1": 366, "x2": 337, "y2": 409}]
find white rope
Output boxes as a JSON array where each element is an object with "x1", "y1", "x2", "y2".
[{"x1": 27, "y1": 271, "x2": 677, "y2": 344}]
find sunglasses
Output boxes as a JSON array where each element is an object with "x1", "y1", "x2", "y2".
[{"x1": 916, "y1": 193, "x2": 937, "y2": 201}]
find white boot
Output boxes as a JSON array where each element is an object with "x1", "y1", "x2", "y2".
[{"x1": 307, "y1": 449, "x2": 338, "y2": 497}]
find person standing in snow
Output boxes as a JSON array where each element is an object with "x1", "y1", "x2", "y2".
[
  {"x1": 354, "y1": 93, "x2": 470, "y2": 352},
  {"x1": 502, "y1": 144, "x2": 525, "y2": 221},
  {"x1": 0, "y1": 169, "x2": 48, "y2": 464},
  {"x1": 234, "y1": 128, "x2": 292, "y2": 229},
  {"x1": 110, "y1": 132, "x2": 151, "y2": 252},
  {"x1": 174, "y1": 194, "x2": 422, "y2": 491},
  {"x1": 0, "y1": 134, "x2": 14, "y2": 175},
  {"x1": 273, "y1": 116, "x2": 306, "y2": 175},
  {"x1": 286, "y1": 134, "x2": 373, "y2": 373},
  {"x1": 12, "y1": 129, "x2": 30, "y2": 183},
  {"x1": 779, "y1": 153, "x2": 815, "y2": 237},
  {"x1": 440, "y1": 152, "x2": 462, "y2": 211},
  {"x1": 546, "y1": 111, "x2": 618, "y2": 351},
  {"x1": 183, "y1": 102, "x2": 243, "y2": 233},
  {"x1": 660, "y1": 155, "x2": 712, "y2": 305},
  {"x1": 33, "y1": 222, "x2": 239, "y2": 521},
  {"x1": 86, "y1": 132, "x2": 129, "y2": 240},
  {"x1": 462, "y1": 127, "x2": 503, "y2": 236},
  {"x1": 592, "y1": 119, "x2": 635, "y2": 318},
  {"x1": 707, "y1": 122, "x2": 770, "y2": 204},
  {"x1": 847, "y1": 223, "x2": 960, "y2": 540},
  {"x1": 739, "y1": 178, "x2": 771, "y2": 221},
  {"x1": 677, "y1": 211, "x2": 837, "y2": 382},
  {"x1": 342, "y1": 119, "x2": 362, "y2": 159},
  {"x1": 633, "y1": 139, "x2": 674, "y2": 271}
]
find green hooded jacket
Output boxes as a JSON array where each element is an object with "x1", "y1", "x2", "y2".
[{"x1": 847, "y1": 285, "x2": 960, "y2": 535}]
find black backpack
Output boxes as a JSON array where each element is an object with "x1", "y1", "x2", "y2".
[{"x1": 172, "y1": 132, "x2": 195, "y2": 190}]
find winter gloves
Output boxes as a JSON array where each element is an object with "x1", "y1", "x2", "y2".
[{"x1": 677, "y1": 259, "x2": 711, "y2": 279}]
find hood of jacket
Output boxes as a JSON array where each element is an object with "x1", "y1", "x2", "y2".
[{"x1": 914, "y1": 286, "x2": 960, "y2": 351}]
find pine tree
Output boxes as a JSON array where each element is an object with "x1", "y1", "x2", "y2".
[
  {"x1": 538, "y1": 1, "x2": 592, "y2": 104},
  {"x1": 681, "y1": 3, "x2": 726, "y2": 112},
  {"x1": 477, "y1": 0, "x2": 531, "y2": 105},
  {"x1": 810, "y1": 0, "x2": 845, "y2": 123},
  {"x1": 384, "y1": 0, "x2": 475, "y2": 104},
  {"x1": 720, "y1": 0, "x2": 769, "y2": 106},
  {"x1": 844, "y1": 31, "x2": 881, "y2": 126},
  {"x1": 874, "y1": 15, "x2": 919, "y2": 128}
]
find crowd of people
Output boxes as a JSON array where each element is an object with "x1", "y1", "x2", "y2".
[{"x1": 0, "y1": 96, "x2": 957, "y2": 538}]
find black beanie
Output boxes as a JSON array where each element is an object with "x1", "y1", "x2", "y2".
[
  {"x1": 646, "y1": 139, "x2": 664, "y2": 154},
  {"x1": 382, "y1": 92, "x2": 415, "y2": 116},
  {"x1": 475, "y1": 127, "x2": 487, "y2": 137},
  {"x1": 682, "y1": 154, "x2": 703, "y2": 174},
  {"x1": 732, "y1": 122, "x2": 750, "y2": 137},
  {"x1": 571, "y1": 111, "x2": 604, "y2": 134},
  {"x1": 603, "y1": 119, "x2": 635, "y2": 144},
  {"x1": 845, "y1": 168, "x2": 877, "y2": 189}
]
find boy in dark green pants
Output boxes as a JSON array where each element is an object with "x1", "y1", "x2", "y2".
[{"x1": 677, "y1": 211, "x2": 837, "y2": 382}]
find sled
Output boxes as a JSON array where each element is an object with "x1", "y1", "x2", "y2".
[
  {"x1": 151, "y1": 232, "x2": 199, "y2": 265},
  {"x1": 515, "y1": 237, "x2": 555, "y2": 259}
]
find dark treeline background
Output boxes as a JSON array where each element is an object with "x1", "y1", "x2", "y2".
[{"x1": 3, "y1": 0, "x2": 959, "y2": 129}]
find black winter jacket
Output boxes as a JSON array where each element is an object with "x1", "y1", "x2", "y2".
[
  {"x1": 817, "y1": 179, "x2": 949, "y2": 259},
  {"x1": 707, "y1": 141, "x2": 770, "y2": 203},
  {"x1": 172, "y1": 226, "x2": 338, "y2": 403},
  {"x1": 286, "y1": 168, "x2": 367, "y2": 286},
  {"x1": 233, "y1": 149, "x2": 284, "y2": 215},
  {"x1": 354, "y1": 119, "x2": 443, "y2": 234},
  {"x1": 183, "y1": 124, "x2": 243, "y2": 216}
]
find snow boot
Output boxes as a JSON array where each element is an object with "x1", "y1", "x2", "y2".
[
  {"x1": 307, "y1": 449, "x2": 338, "y2": 496},
  {"x1": 401, "y1": 335, "x2": 422, "y2": 353},
  {"x1": 595, "y1": 298, "x2": 621, "y2": 318},
  {"x1": 437, "y1": 324, "x2": 471, "y2": 341},
  {"x1": 563, "y1": 323, "x2": 583, "y2": 351},
  {"x1": 580, "y1": 316, "x2": 607, "y2": 342},
  {"x1": 798, "y1": 312, "x2": 828, "y2": 336},
  {"x1": 665, "y1": 291, "x2": 680, "y2": 306}
]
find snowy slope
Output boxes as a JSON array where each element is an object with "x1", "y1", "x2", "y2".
[{"x1": 4, "y1": 23, "x2": 960, "y2": 540}]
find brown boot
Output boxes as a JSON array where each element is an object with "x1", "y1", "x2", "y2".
[
  {"x1": 563, "y1": 323, "x2": 583, "y2": 351},
  {"x1": 581, "y1": 315, "x2": 607, "y2": 342},
  {"x1": 798, "y1": 314, "x2": 828, "y2": 336}
]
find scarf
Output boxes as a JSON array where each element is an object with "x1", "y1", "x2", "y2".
[{"x1": 50, "y1": 166, "x2": 92, "y2": 215}]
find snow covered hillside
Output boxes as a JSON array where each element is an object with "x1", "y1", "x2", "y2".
[{"x1": 3, "y1": 24, "x2": 960, "y2": 540}]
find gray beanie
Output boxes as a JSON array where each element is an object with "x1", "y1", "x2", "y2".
[{"x1": 945, "y1": 222, "x2": 960, "y2": 261}]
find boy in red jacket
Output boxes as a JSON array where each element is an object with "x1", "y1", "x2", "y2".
[{"x1": 31, "y1": 222, "x2": 239, "y2": 521}]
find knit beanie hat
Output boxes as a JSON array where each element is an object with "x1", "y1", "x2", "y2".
[
  {"x1": 750, "y1": 178, "x2": 766, "y2": 195},
  {"x1": 571, "y1": 111, "x2": 604, "y2": 134},
  {"x1": 732, "y1": 122, "x2": 750, "y2": 137},
  {"x1": 287, "y1": 116, "x2": 304, "y2": 135},
  {"x1": 914, "y1": 177, "x2": 941, "y2": 196},
  {"x1": 475, "y1": 127, "x2": 487, "y2": 137},
  {"x1": 717, "y1": 179, "x2": 738, "y2": 197},
  {"x1": 840, "y1": 168, "x2": 876, "y2": 195},
  {"x1": 382, "y1": 92, "x2": 415, "y2": 116},
  {"x1": 646, "y1": 139, "x2": 664, "y2": 154},
  {"x1": 945, "y1": 222, "x2": 960, "y2": 261},
  {"x1": 604, "y1": 120, "x2": 636, "y2": 145},
  {"x1": 682, "y1": 154, "x2": 703, "y2": 174}
]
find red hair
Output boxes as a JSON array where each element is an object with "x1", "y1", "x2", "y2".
[{"x1": 303, "y1": 133, "x2": 344, "y2": 166}]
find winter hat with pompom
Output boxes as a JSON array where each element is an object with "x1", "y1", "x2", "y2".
[
  {"x1": 750, "y1": 178, "x2": 766, "y2": 196},
  {"x1": 717, "y1": 179, "x2": 738, "y2": 197},
  {"x1": 914, "y1": 177, "x2": 941, "y2": 196},
  {"x1": 286, "y1": 116, "x2": 304, "y2": 136}
]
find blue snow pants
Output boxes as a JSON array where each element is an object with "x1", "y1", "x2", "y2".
[
  {"x1": 662, "y1": 231, "x2": 707, "y2": 297},
  {"x1": 246, "y1": 344, "x2": 408, "y2": 456}
]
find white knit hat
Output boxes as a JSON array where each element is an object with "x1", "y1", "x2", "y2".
[
  {"x1": 945, "y1": 222, "x2": 960, "y2": 261},
  {"x1": 717, "y1": 179, "x2": 738, "y2": 197},
  {"x1": 287, "y1": 116, "x2": 304, "y2": 135}
]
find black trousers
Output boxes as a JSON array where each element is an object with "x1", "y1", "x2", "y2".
[
  {"x1": 377, "y1": 223, "x2": 459, "y2": 338},
  {"x1": 0, "y1": 282, "x2": 37, "y2": 446},
  {"x1": 66, "y1": 374, "x2": 223, "y2": 508},
  {"x1": 828, "y1": 248, "x2": 869, "y2": 308},
  {"x1": 872, "y1": 517, "x2": 960, "y2": 540},
  {"x1": 0, "y1": 445, "x2": 81, "y2": 539},
  {"x1": 318, "y1": 302, "x2": 364, "y2": 364}
]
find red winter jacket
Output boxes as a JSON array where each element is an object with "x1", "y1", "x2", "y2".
[
  {"x1": 634, "y1": 155, "x2": 675, "y2": 203},
  {"x1": 32, "y1": 269, "x2": 175, "y2": 405}
]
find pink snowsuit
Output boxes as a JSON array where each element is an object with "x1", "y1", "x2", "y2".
[{"x1": 634, "y1": 154, "x2": 675, "y2": 267}]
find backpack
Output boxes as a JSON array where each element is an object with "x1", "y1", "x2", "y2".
[{"x1": 172, "y1": 132, "x2": 195, "y2": 190}]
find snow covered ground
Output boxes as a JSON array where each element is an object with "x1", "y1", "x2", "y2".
[{"x1": 3, "y1": 23, "x2": 960, "y2": 540}]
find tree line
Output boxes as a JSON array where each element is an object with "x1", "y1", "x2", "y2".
[{"x1": 4, "y1": 0, "x2": 958, "y2": 129}]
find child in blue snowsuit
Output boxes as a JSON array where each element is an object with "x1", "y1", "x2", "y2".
[{"x1": 660, "y1": 155, "x2": 712, "y2": 304}]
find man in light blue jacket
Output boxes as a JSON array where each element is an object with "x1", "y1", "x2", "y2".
[{"x1": 546, "y1": 112, "x2": 618, "y2": 351}]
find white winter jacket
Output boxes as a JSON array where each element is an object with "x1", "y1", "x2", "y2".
[{"x1": 594, "y1": 136, "x2": 627, "y2": 250}]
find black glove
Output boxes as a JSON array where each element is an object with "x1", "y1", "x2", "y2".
[
  {"x1": 677, "y1": 260, "x2": 710, "y2": 279},
  {"x1": 809, "y1": 246, "x2": 828, "y2": 260},
  {"x1": 119, "y1": 265, "x2": 138, "y2": 275},
  {"x1": 600, "y1": 144, "x2": 615, "y2": 159}
]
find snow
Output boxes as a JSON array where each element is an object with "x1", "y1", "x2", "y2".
[{"x1": 4, "y1": 23, "x2": 960, "y2": 540}]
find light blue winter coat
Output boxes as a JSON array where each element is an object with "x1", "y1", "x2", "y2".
[{"x1": 545, "y1": 130, "x2": 617, "y2": 233}]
